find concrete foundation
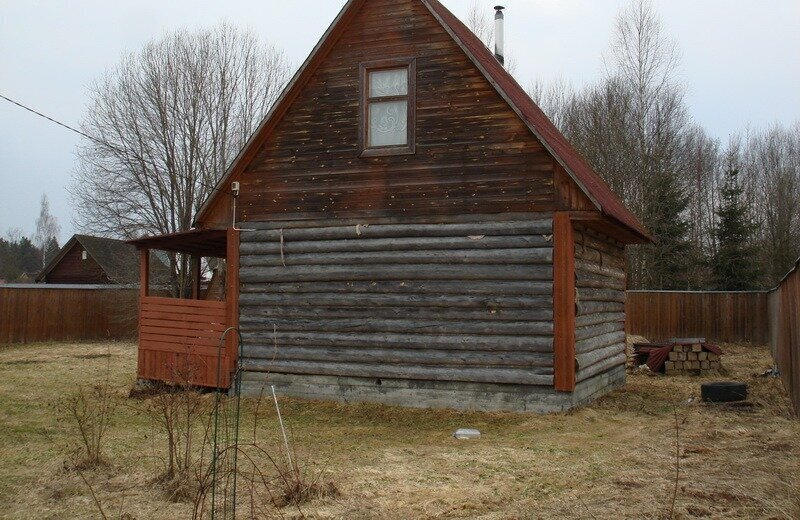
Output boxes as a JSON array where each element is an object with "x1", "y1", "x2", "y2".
[{"x1": 239, "y1": 365, "x2": 626, "y2": 413}]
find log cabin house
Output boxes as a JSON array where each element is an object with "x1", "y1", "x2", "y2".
[{"x1": 129, "y1": 0, "x2": 652, "y2": 412}]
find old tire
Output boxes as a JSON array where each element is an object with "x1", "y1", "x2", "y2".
[{"x1": 701, "y1": 381, "x2": 748, "y2": 403}]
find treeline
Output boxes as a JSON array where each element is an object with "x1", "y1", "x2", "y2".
[
  {"x1": 0, "y1": 234, "x2": 48, "y2": 282},
  {"x1": 1, "y1": 195, "x2": 62, "y2": 283},
  {"x1": 530, "y1": 1, "x2": 799, "y2": 290}
]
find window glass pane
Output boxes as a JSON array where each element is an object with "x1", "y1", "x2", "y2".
[
  {"x1": 369, "y1": 69, "x2": 408, "y2": 97},
  {"x1": 368, "y1": 100, "x2": 408, "y2": 147}
]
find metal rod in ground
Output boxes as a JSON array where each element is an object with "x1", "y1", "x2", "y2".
[{"x1": 272, "y1": 385, "x2": 293, "y2": 469}]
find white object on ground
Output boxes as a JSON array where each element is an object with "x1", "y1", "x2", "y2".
[{"x1": 453, "y1": 428, "x2": 481, "y2": 440}]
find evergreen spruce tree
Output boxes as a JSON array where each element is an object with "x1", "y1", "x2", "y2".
[
  {"x1": 711, "y1": 167, "x2": 762, "y2": 290},
  {"x1": 44, "y1": 237, "x2": 60, "y2": 266},
  {"x1": 642, "y1": 171, "x2": 694, "y2": 290}
]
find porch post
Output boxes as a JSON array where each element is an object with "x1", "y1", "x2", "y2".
[
  {"x1": 226, "y1": 228, "x2": 241, "y2": 380},
  {"x1": 138, "y1": 249, "x2": 150, "y2": 381},
  {"x1": 191, "y1": 255, "x2": 202, "y2": 300},
  {"x1": 139, "y1": 249, "x2": 150, "y2": 298}
]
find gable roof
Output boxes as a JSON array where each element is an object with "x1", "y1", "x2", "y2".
[
  {"x1": 37, "y1": 235, "x2": 163, "y2": 284},
  {"x1": 195, "y1": 0, "x2": 651, "y2": 243}
]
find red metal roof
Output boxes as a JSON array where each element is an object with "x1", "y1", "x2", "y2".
[{"x1": 422, "y1": 0, "x2": 651, "y2": 242}]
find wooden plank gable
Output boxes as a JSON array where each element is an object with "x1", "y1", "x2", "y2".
[{"x1": 200, "y1": 0, "x2": 562, "y2": 226}]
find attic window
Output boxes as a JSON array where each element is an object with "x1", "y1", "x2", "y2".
[
  {"x1": 360, "y1": 58, "x2": 416, "y2": 157},
  {"x1": 81, "y1": 250, "x2": 88, "y2": 261}
]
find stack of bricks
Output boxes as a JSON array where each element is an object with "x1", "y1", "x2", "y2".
[{"x1": 665, "y1": 343, "x2": 722, "y2": 375}]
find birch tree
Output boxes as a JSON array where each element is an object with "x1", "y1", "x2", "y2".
[{"x1": 34, "y1": 194, "x2": 60, "y2": 269}]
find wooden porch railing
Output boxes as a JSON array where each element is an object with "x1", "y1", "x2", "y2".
[{"x1": 138, "y1": 296, "x2": 232, "y2": 388}]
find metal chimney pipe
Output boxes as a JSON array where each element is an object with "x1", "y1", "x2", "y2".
[{"x1": 494, "y1": 6, "x2": 505, "y2": 66}]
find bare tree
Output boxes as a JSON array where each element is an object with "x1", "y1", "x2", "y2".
[
  {"x1": 528, "y1": 0, "x2": 700, "y2": 288},
  {"x1": 71, "y1": 24, "x2": 290, "y2": 294},
  {"x1": 738, "y1": 123, "x2": 800, "y2": 282},
  {"x1": 528, "y1": 78, "x2": 575, "y2": 131},
  {"x1": 528, "y1": 0, "x2": 800, "y2": 289},
  {"x1": 34, "y1": 194, "x2": 61, "y2": 269}
]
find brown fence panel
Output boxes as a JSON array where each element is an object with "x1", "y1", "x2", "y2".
[
  {"x1": 769, "y1": 264, "x2": 800, "y2": 417},
  {"x1": 625, "y1": 291, "x2": 770, "y2": 343},
  {"x1": 0, "y1": 285, "x2": 138, "y2": 344},
  {"x1": 626, "y1": 275, "x2": 799, "y2": 417}
]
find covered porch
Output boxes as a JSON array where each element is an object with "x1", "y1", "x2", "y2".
[{"x1": 129, "y1": 228, "x2": 239, "y2": 389}]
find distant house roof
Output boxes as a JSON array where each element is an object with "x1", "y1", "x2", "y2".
[
  {"x1": 36, "y1": 235, "x2": 168, "y2": 284},
  {"x1": 194, "y1": 0, "x2": 651, "y2": 243}
]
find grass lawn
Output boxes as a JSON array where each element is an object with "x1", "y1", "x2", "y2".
[{"x1": 0, "y1": 340, "x2": 797, "y2": 519}]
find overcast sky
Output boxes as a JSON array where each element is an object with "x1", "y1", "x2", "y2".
[{"x1": 1, "y1": 0, "x2": 798, "y2": 244}]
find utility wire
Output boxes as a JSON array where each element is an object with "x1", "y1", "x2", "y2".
[{"x1": 0, "y1": 93, "x2": 233, "y2": 196}]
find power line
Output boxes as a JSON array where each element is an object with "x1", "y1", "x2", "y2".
[{"x1": 0, "y1": 93, "x2": 232, "y2": 196}]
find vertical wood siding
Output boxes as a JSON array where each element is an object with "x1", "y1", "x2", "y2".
[
  {"x1": 623, "y1": 268, "x2": 799, "y2": 417},
  {"x1": 625, "y1": 292, "x2": 770, "y2": 343},
  {"x1": 573, "y1": 224, "x2": 627, "y2": 383},
  {"x1": 213, "y1": 0, "x2": 559, "y2": 225},
  {"x1": 768, "y1": 264, "x2": 800, "y2": 416},
  {"x1": 0, "y1": 286, "x2": 137, "y2": 343},
  {"x1": 238, "y1": 216, "x2": 555, "y2": 386}
]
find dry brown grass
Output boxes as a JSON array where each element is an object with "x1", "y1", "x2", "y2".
[{"x1": 0, "y1": 340, "x2": 797, "y2": 519}]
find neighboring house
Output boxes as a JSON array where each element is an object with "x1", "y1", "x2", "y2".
[
  {"x1": 37, "y1": 235, "x2": 158, "y2": 285},
  {"x1": 130, "y1": 0, "x2": 653, "y2": 412}
]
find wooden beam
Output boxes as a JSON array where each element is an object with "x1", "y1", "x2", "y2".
[
  {"x1": 553, "y1": 213, "x2": 576, "y2": 392},
  {"x1": 138, "y1": 249, "x2": 150, "y2": 380},
  {"x1": 139, "y1": 249, "x2": 150, "y2": 298},
  {"x1": 226, "y1": 228, "x2": 241, "y2": 379},
  {"x1": 191, "y1": 256, "x2": 202, "y2": 300}
]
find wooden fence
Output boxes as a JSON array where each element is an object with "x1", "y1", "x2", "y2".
[
  {"x1": 625, "y1": 291, "x2": 771, "y2": 343},
  {"x1": 0, "y1": 285, "x2": 138, "y2": 344},
  {"x1": 626, "y1": 263, "x2": 800, "y2": 417},
  {"x1": 768, "y1": 261, "x2": 800, "y2": 417}
]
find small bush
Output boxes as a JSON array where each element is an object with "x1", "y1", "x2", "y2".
[
  {"x1": 138, "y1": 364, "x2": 211, "y2": 502},
  {"x1": 271, "y1": 459, "x2": 340, "y2": 509},
  {"x1": 59, "y1": 381, "x2": 117, "y2": 469}
]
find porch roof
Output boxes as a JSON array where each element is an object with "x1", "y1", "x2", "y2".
[{"x1": 127, "y1": 228, "x2": 228, "y2": 258}]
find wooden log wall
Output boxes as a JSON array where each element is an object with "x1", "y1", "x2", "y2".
[
  {"x1": 573, "y1": 224, "x2": 627, "y2": 383},
  {"x1": 0, "y1": 285, "x2": 138, "y2": 344},
  {"x1": 626, "y1": 291, "x2": 770, "y2": 343},
  {"x1": 239, "y1": 216, "x2": 555, "y2": 386}
]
